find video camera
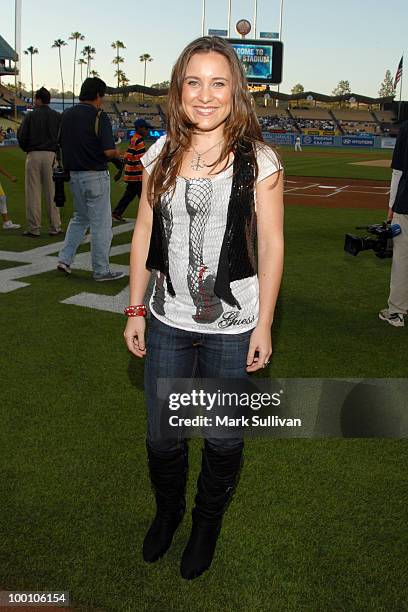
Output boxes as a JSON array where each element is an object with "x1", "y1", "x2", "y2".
[
  {"x1": 52, "y1": 164, "x2": 70, "y2": 208},
  {"x1": 344, "y1": 222, "x2": 401, "y2": 259}
]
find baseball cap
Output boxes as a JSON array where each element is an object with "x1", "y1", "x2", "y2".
[{"x1": 134, "y1": 118, "x2": 151, "y2": 130}]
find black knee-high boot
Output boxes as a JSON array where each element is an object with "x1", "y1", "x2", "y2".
[
  {"x1": 180, "y1": 440, "x2": 243, "y2": 580},
  {"x1": 143, "y1": 441, "x2": 188, "y2": 563}
]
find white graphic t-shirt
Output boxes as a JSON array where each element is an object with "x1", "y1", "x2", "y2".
[{"x1": 141, "y1": 135, "x2": 282, "y2": 334}]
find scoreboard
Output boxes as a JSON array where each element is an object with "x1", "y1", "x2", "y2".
[{"x1": 226, "y1": 39, "x2": 283, "y2": 85}]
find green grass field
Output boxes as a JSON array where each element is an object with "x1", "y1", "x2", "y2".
[
  {"x1": 280, "y1": 145, "x2": 393, "y2": 180},
  {"x1": 0, "y1": 144, "x2": 407, "y2": 612}
]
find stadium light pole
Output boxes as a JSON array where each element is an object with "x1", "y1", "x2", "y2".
[
  {"x1": 279, "y1": 0, "x2": 284, "y2": 40},
  {"x1": 201, "y1": 0, "x2": 206, "y2": 36},
  {"x1": 227, "y1": 0, "x2": 232, "y2": 37},
  {"x1": 277, "y1": 0, "x2": 284, "y2": 102},
  {"x1": 14, "y1": 0, "x2": 22, "y2": 120},
  {"x1": 253, "y1": 0, "x2": 258, "y2": 38}
]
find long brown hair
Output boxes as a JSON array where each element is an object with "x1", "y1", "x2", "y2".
[{"x1": 147, "y1": 36, "x2": 272, "y2": 207}]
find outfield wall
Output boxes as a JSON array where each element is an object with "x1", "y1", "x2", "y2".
[
  {"x1": 261, "y1": 132, "x2": 396, "y2": 149},
  {"x1": 142, "y1": 129, "x2": 396, "y2": 149}
]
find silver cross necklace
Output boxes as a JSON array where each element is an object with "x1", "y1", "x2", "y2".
[{"x1": 190, "y1": 139, "x2": 224, "y2": 171}]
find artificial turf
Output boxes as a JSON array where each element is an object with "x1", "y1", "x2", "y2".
[{"x1": 0, "y1": 145, "x2": 407, "y2": 611}]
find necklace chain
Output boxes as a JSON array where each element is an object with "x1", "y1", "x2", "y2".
[{"x1": 190, "y1": 139, "x2": 224, "y2": 172}]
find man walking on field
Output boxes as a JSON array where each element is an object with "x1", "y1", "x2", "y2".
[{"x1": 17, "y1": 87, "x2": 62, "y2": 237}]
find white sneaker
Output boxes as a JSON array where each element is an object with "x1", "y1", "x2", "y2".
[
  {"x1": 3, "y1": 220, "x2": 21, "y2": 230},
  {"x1": 57, "y1": 262, "x2": 72, "y2": 275},
  {"x1": 378, "y1": 309, "x2": 405, "y2": 327},
  {"x1": 94, "y1": 271, "x2": 125, "y2": 282}
]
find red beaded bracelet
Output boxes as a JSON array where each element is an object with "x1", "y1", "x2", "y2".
[{"x1": 124, "y1": 304, "x2": 147, "y2": 317}]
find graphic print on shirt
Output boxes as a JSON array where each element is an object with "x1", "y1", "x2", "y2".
[
  {"x1": 151, "y1": 191, "x2": 174, "y2": 315},
  {"x1": 185, "y1": 179, "x2": 224, "y2": 324}
]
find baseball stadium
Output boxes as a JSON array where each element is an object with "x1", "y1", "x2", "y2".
[{"x1": 0, "y1": 1, "x2": 407, "y2": 610}]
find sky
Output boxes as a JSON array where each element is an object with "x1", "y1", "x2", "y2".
[{"x1": 1, "y1": 0, "x2": 406, "y2": 99}]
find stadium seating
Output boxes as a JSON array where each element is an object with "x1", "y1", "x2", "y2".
[
  {"x1": 374, "y1": 110, "x2": 396, "y2": 122},
  {"x1": 258, "y1": 112, "x2": 298, "y2": 133},
  {"x1": 0, "y1": 83, "x2": 29, "y2": 108},
  {"x1": 290, "y1": 108, "x2": 332, "y2": 120},
  {"x1": 0, "y1": 116, "x2": 20, "y2": 132},
  {"x1": 330, "y1": 109, "x2": 379, "y2": 135},
  {"x1": 332, "y1": 109, "x2": 374, "y2": 121},
  {"x1": 116, "y1": 101, "x2": 157, "y2": 114},
  {"x1": 101, "y1": 99, "x2": 116, "y2": 114}
]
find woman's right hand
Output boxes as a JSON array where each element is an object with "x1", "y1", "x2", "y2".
[{"x1": 124, "y1": 316, "x2": 147, "y2": 358}]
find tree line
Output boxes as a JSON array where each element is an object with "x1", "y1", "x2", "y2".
[
  {"x1": 21, "y1": 35, "x2": 154, "y2": 108},
  {"x1": 291, "y1": 71, "x2": 396, "y2": 98}
]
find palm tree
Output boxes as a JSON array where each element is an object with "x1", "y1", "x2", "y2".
[
  {"x1": 78, "y1": 58, "x2": 87, "y2": 82},
  {"x1": 23, "y1": 46, "x2": 39, "y2": 104},
  {"x1": 90, "y1": 69, "x2": 99, "y2": 77},
  {"x1": 139, "y1": 53, "x2": 153, "y2": 87},
  {"x1": 69, "y1": 32, "x2": 85, "y2": 105},
  {"x1": 120, "y1": 71, "x2": 130, "y2": 99},
  {"x1": 139, "y1": 53, "x2": 153, "y2": 100},
  {"x1": 52, "y1": 39, "x2": 67, "y2": 110},
  {"x1": 111, "y1": 41, "x2": 126, "y2": 100},
  {"x1": 120, "y1": 72, "x2": 129, "y2": 87},
  {"x1": 82, "y1": 46, "x2": 95, "y2": 77}
]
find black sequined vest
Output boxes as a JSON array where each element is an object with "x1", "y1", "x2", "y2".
[{"x1": 145, "y1": 140, "x2": 257, "y2": 309}]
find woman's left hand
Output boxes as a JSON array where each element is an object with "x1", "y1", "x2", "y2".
[{"x1": 246, "y1": 324, "x2": 272, "y2": 372}]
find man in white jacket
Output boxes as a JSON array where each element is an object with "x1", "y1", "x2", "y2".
[{"x1": 379, "y1": 121, "x2": 408, "y2": 327}]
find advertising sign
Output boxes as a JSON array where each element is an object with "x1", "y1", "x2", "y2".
[
  {"x1": 342, "y1": 136, "x2": 374, "y2": 147},
  {"x1": 302, "y1": 135, "x2": 335, "y2": 146}
]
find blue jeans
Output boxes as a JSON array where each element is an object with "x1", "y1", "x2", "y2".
[
  {"x1": 144, "y1": 314, "x2": 252, "y2": 453},
  {"x1": 59, "y1": 170, "x2": 112, "y2": 278}
]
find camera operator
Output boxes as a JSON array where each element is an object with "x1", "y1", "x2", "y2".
[
  {"x1": 57, "y1": 77, "x2": 124, "y2": 281},
  {"x1": 379, "y1": 120, "x2": 408, "y2": 327}
]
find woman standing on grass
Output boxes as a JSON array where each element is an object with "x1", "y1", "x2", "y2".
[{"x1": 124, "y1": 36, "x2": 284, "y2": 580}]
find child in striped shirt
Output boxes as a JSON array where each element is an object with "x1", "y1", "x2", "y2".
[{"x1": 112, "y1": 118, "x2": 150, "y2": 221}]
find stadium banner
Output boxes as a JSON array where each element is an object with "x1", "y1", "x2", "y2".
[
  {"x1": 262, "y1": 131, "x2": 294, "y2": 145},
  {"x1": 341, "y1": 136, "x2": 375, "y2": 147},
  {"x1": 381, "y1": 137, "x2": 396, "y2": 149},
  {"x1": 261, "y1": 132, "x2": 385, "y2": 148},
  {"x1": 127, "y1": 128, "x2": 165, "y2": 141},
  {"x1": 303, "y1": 129, "x2": 337, "y2": 137},
  {"x1": 232, "y1": 43, "x2": 274, "y2": 81},
  {"x1": 302, "y1": 135, "x2": 335, "y2": 146}
]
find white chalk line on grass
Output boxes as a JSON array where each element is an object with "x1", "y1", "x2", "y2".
[
  {"x1": 326, "y1": 185, "x2": 350, "y2": 197},
  {"x1": 284, "y1": 182, "x2": 390, "y2": 198},
  {"x1": 284, "y1": 183, "x2": 319, "y2": 194},
  {"x1": 286, "y1": 179, "x2": 389, "y2": 190},
  {"x1": 0, "y1": 222, "x2": 134, "y2": 311}
]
